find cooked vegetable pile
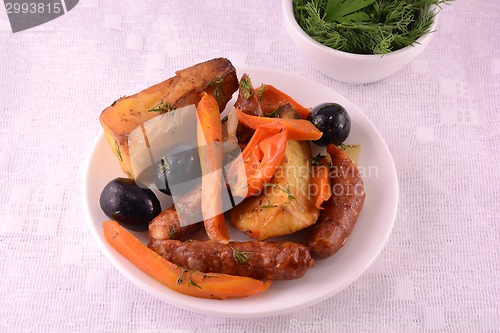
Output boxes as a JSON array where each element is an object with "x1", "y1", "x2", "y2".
[
  {"x1": 293, "y1": 0, "x2": 452, "y2": 54},
  {"x1": 97, "y1": 58, "x2": 366, "y2": 299}
]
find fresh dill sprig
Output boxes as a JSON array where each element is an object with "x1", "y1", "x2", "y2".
[
  {"x1": 293, "y1": 0, "x2": 453, "y2": 55},
  {"x1": 159, "y1": 156, "x2": 171, "y2": 172},
  {"x1": 310, "y1": 153, "x2": 327, "y2": 166},
  {"x1": 265, "y1": 106, "x2": 281, "y2": 118},
  {"x1": 114, "y1": 141, "x2": 123, "y2": 161},
  {"x1": 239, "y1": 75, "x2": 252, "y2": 99},
  {"x1": 148, "y1": 100, "x2": 173, "y2": 112},
  {"x1": 261, "y1": 200, "x2": 278, "y2": 209},
  {"x1": 205, "y1": 74, "x2": 225, "y2": 100},
  {"x1": 230, "y1": 246, "x2": 254, "y2": 264},
  {"x1": 264, "y1": 183, "x2": 300, "y2": 208},
  {"x1": 177, "y1": 268, "x2": 201, "y2": 288},
  {"x1": 257, "y1": 85, "x2": 267, "y2": 101}
]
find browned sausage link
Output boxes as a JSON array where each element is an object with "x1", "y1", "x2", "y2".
[
  {"x1": 307, "y1": 144, "x2": 366, "y2": 260},
  {"x1": 148, "y1": 239, "x2": 313, "y2": 280},
  {"x1": 148, "y1": 206, "x2": 202, "y2": 242},
  {"x1": 149, "y1": 185, "x2": 203, "y2": 242}
]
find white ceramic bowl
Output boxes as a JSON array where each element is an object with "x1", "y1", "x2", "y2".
[{"x1": 282, "y1": 0, "x2": 438, "y2": 84}]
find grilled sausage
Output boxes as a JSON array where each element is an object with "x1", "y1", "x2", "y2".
[
  {"x1": 307, "y1": 144, "x2": 365, "y2": 259},
  {"x1": 149, "y1": 185, "x2": 203, "y2": 242},
  {"x1": 148, "y1": 206, "x2": 203, "y2": 241},
  {"x1": 148, "y1": 239, "x2": 313, "y2": 280}
]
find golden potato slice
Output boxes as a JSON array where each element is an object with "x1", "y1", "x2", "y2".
[
  {"x1": 230, "y1": 140, "x2": 320, "y2": 240},
  {"x1": 99, "y1": 58, "x2": 238, "y2": 178}
]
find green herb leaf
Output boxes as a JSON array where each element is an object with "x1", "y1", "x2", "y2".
[
  {"x1": 310, "y1": 153, "x2": 327, "y2": 166},
  {"x1": 177, "y1": 268, "x2": 202, "y2": 288},
  {"x1": 205, "y1": 75, "x2": 225, "y2": 100},
  {"x1": 257, "y1": 85, "x2": 267, "y2": 101},
  {"x1": 187, "y1": 271, "x2": 201, "y2": 289},
  {"x1": 176, "y1": 268, "x2": 186, "y2": 285},
  {"x1": 115, "y1": 141, "x2": 123, "y2": 161},
  {"x1": 261, "y1": 200, "x2": 278, "y2": 209},
  {"x1": 239, "y1": 75, "x2": 252, "y2": 99},
  {"x1": 264, "y1": 183, "x2": 300, "y2": 208},
  {"x1": 230, "y1": 246, "x2": 253, "y2": 265},
  {"x1": 148, "y1": 100, "x2": 173, "y2": 112},
  {"x1": 265, "y1": 106, "x2": 281, "y2": 118},
  {"x1": 294, "y1": 0, "x2": 452, "y2": 54},
  {"x1": 160, "y1": 156, "x2": 170, "y2": 172}
]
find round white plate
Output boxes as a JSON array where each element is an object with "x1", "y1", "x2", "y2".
[{"x1": 82, "y1": 67, "x2": 399, "y2": 318}]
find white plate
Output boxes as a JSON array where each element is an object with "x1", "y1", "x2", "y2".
[{"x1": 82, "y1": 67, "x2": 399, "y2": 318}]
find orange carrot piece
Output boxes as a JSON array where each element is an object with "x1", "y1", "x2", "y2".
[
  {"x1": 256, "y1": 84, "x2": 311, "y2": 119},
  {"x1": 103, "y1": 220, "x2": 271, "y2": 299},
  {"x1": 312, "y1": 165, "x2": 332, "y2": 209},
  {"x1": 237, "y1": 109, "x2": 322, "y2": 141},
  {"x1": 229, "y1": 122, "x2": 288, "y2": 198},
  {"x1": 197, "y1": 92, "x2": 230, "y2": 243}
]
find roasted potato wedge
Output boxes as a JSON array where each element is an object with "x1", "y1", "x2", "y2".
[
  {"x1": 99, "y1": 58, "x2": 238, "y2": 177},
  {"x1": 230, "y1": 140, "x2": 320, "y2": 240}
]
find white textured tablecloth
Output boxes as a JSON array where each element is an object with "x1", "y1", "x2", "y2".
[{"x1": 1, "y1": 0, "x2": 499, "y2": 332}]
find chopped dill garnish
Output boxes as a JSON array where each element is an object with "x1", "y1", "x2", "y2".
[
  {"x1": 115, "y1": 141, "x2": 123, "y2": 161},
  {"x1": 293, "y1": 0, "x2": 453, "y2": 54},
  {"x1": 257, "y1": 85, "x2": 267, "y2": 101},
  {"x1": 148, "y1": 100, "x2": 173, "y2": 112},
  {"x1": 239, "y1": 75, "x2": 252, "y2": 99},
  {"x1": 177, "y1": 268, "x2": 201, "y2": 288},
  {"x1": 205, "y1": 74, "x2": 225, "y2": 100},
  {"x1": 310, "y1": 153, "x2": 328, "y2": 166},
  {"x1": 230, "y1": 246, "x2": 254, "y2": 264},
  {"x1": 264, "y1": 183, "x2": 300, "y2": 208},
  {"x1": 265, "y1": 106, "x2": 281, "y2": 118},
  {"x1": 159, "y1": 156, "x2": 170, "y2": 172},
  {"x1": 261, "y1": 200, "x2": 278, "y2": 209}
]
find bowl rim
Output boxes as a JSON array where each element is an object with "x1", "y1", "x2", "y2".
[{"x1": 282, "y1": 0, "x2": 439, "y2": 59}]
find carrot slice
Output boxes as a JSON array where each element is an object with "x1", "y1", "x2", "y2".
[
  {"x1": 312, "y1": 165, "x2": 332, "y2": 209},
  {"x1": 256, "y1": 84, "x2": 311, "y2": 119},
  {"x1": 237, "y1": 109, "x2": 322, "y2": 141},
  {"x1": 229, "y1": 122, "x2": 288, "y2": 198},
  {"x1": 103, "y1": 220, "x2": 271, "y2": 299},
  {"x1": 196, "y1": 92, "x2": 230, "y2": 243}
]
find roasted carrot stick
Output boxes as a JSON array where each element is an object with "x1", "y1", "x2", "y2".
[
  {"x1": 103, "y1": 220, "x2": 271, "y2": 299},
  {"x1": 312, "y1": 165, "x2": 332, "y2": 209},
  {"x1": 229, "y1": 122, "x2": 288, "y2": 198},
  {"x1": 255, "y1": 84, "x2": 311, "y2": 119},
  {"x1": 237, "y1": 109, "x2": 322, "y2": 141},
  {"x1": 196, "y1": 92, "x2": 230, "y2": 243}
]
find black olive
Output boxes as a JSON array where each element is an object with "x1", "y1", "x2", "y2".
[
  {"x1": 153, "y1": 145, "x2": 202, "y2": 196},
  {"x1": 99, "y1": 177, "x2": 161, "y2": 231},
  {"x1": 308, "y1": 103, "x2": 351, "y2": 146}
]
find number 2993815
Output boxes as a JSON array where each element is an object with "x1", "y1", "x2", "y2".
[{"x1": 5, "y1": 2, "x2": 62, "y2": 14}]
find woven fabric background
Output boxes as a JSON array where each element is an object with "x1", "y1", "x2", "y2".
[{"x1": 1, "y1": 0, "x2": 499, "y2": 332}]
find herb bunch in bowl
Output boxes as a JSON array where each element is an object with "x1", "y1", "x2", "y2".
[{"x1": 293, "y1": 0, "x2": 452, "y2": 55}]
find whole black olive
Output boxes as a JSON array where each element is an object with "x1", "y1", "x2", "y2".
[
  {"x1": 99, "y1": 177, "x2": 161, "y2": 231},
  {"x1": 153, "y1": 145, "x2": 202, "y2": 196},
  {"x1": 308, "y1": 103, "x2": 351, "y2": 146}
]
